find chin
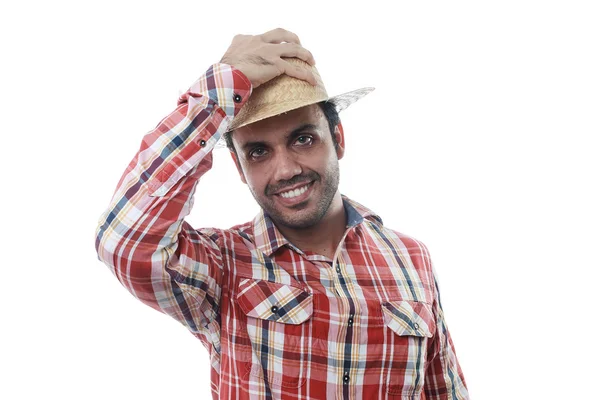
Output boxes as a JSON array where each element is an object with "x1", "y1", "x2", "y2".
[
  {"x1": 268, "y1": 201, "x2": 330, "y2": 230},
  {"x1": 274, "y1": 213, "x2": 322, "y2": 230}
]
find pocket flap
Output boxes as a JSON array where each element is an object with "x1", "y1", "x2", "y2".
[
  {"x1": 382, "y1": 300, "x2": 435, "y2": 338},
  {"x1": 237, "y1": 279, "x2": 313, "y2": 324}
]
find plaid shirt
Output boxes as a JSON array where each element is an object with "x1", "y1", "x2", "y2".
[{"x1": 95, "y1": 64, "x2": 469, "y2": 400}]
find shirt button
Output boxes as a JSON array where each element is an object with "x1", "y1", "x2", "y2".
[
  {"x1": 413, "y1": 323, "x2": 420, "y2": 330},
  {"x1": 335, "y1": 266, "x2": 341, "y2": 273},
  {"x1": 343, "y1": 372, "x2": 350, "y2": 384},
  {"x1": 271, "y1": 306, "x2": 279, "y2": 313},
  {"x1": 200, "y1": 139, "x2": 206, "y2": 147},
  {"x1": 348, "y1": 317, "x2": 354, "y2": 326},
  {"x1": 233, "y1": 93, "x2": 242, "y2": 103}
]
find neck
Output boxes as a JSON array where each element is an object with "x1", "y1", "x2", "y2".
[{"x1": 274, "y1": 193, "x2": 347, "y2": 260}]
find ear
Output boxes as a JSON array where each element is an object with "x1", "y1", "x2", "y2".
[
  {"x1": 334, "y1": 122, "x2": 345, "y2": 160},
  {"x1": 229, "y1": 150, "x2": 247, "y2": 184}
]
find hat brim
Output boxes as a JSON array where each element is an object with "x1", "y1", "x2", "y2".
[{"x1": 328, "y1": 87, "x2": 376, "y2": 113}]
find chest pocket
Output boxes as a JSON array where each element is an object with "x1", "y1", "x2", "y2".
[
  {"x1": 381, "y1": 300, "x2": 436, "y2": 398},
  {"x1": 237, "y1": 278, "x2": 314, "y2": 388}
]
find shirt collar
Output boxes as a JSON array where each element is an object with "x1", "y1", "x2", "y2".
[{"x1": 252, "y1": 195, "x2": 384, "y2": 257}]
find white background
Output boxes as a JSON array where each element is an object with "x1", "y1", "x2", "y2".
[{"x1": 1, "y1": 0, "x2": 599, "y2": 398}]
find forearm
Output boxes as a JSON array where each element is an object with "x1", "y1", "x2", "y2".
[
  {"x1": 94, "y1": 63, "x2": 251, "y2": 316},
  {"x1": 423, "y1": 267, "x2": 470, "y2": 399}
]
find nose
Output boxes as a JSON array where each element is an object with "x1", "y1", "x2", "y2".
[{"x1": 272, "y1": 149, "x2": 302, "y2": 183}]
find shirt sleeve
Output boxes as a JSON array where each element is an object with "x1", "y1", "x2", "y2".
[
  {"x1": 423, "y1": 258, "x2": 470, "y2": 399},
  {"x1": 94, "y1": 64, "x2": 252, "y2": 340}
]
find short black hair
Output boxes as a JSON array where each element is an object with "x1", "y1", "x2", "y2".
[{"x1": 224, "y1": 101, "x2": 340, "y2": 153}]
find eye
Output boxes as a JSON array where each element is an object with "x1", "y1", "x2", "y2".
[
  {"x1": 249, "y1": 147, "x2": 268, "y2": 159},
  {"x1": 294, "y1": 135, "x2": 313, "y2": 146}
]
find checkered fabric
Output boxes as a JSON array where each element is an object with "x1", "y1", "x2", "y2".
[{"x1": 95, "y1": 64, "x2": 469, "y2": 400}]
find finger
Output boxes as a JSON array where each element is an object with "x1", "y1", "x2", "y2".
[
  {"x1": 276, "y1": 59, "x2": 318, "y2": 86},
  {"x1": 260, "y1": 28, "x2": 301, "y2": 45},
  {"x1": 276, "y1": 43, "x2": 316, "y2": 65}
]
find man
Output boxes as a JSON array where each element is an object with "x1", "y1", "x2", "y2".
[{"x1": 95, "y1": 28, "x2": 469, "y2": 399}]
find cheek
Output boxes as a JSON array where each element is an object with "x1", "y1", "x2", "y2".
[
  {"x1": 314, "y1": 148, "x2": 337, "y2": 169},
  {"x1": 242, "y1": 166, "x2": 270, "y2": 194}
]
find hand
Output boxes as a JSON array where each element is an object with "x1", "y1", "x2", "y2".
[{"x1": 220, "y1": 28, "x2": 317, "y2": 88}]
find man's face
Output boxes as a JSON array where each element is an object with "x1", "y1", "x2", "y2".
[{"x1": 231, "y1": 104, "x2": 345, "y2": 230}]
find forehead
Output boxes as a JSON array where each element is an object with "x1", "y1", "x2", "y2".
[{"x1": 232, "y1": 104, "x2": 327, "y2": 145}]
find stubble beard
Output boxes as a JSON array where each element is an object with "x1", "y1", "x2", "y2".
[{"x1": 250, "y1": 161, "x2": 340, "y2": 230}]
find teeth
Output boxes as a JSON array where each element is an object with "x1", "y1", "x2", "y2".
[{"x1": 280, "y1": 184, "x2": 309, "y2": 199}]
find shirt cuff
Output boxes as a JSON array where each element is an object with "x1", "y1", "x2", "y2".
[{"x1": 178, "y1": 63, "x2": 252, "y2": 120}]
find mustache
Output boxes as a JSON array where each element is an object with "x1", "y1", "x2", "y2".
[{"x1": 265, "y1": 172, "x2": 320, "y2": 196}]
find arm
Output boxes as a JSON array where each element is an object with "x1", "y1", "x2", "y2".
[
  {"x1": 94, "y1": 63, "x2": 252, "y2": 335},
  {"x1": 94, "y1": 28, "x2": 317, "y2": 337},
  {"x1": 424, "y1": 263, "x2": 470, "y2": 399}
]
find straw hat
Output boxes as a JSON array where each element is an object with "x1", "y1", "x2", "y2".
[{"x1": 227, "y1": 57, "x2": 375, "y2": 132}]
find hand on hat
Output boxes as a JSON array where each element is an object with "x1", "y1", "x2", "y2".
[{"x1": 220, "y1": 28, "x2": 317, "y2": 88}]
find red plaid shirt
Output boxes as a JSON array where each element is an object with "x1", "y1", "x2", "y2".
[{"x1": 95, "y1": 64, "x2": 469, "y2": 399}]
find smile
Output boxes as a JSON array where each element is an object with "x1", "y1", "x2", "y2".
[
  {"x1": 273, "y1": 181, "x2": 315, "y2": 206},
  {"x1": 279, "y1": 183, "x2": 311, "y2": 199}
]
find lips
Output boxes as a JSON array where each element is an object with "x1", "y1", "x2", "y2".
[
  {"x1": 272, "y1": 180, "x2": 313, "y2": 196},
  {"x1": 273, "y1": 181, "x2": 315, "y2": 206},
  {"x1": 277, "y1": 182, "x2": 311, "y2": 198}
]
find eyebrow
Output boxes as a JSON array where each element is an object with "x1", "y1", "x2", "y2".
[{"x1": 240, "y1": 123, "x2": 319, "y2": 153}]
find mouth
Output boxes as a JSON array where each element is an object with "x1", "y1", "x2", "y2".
[{"x1": 273, "y1": 181, "x2": 315, "y2": 206}]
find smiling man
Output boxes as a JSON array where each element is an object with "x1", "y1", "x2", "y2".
[
  {"x1": 229, "y1": 104, "x2": 346, "y2": 259},
  {"x1": 95, "y1": 28, "x2": 469, "y2": 399}
]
